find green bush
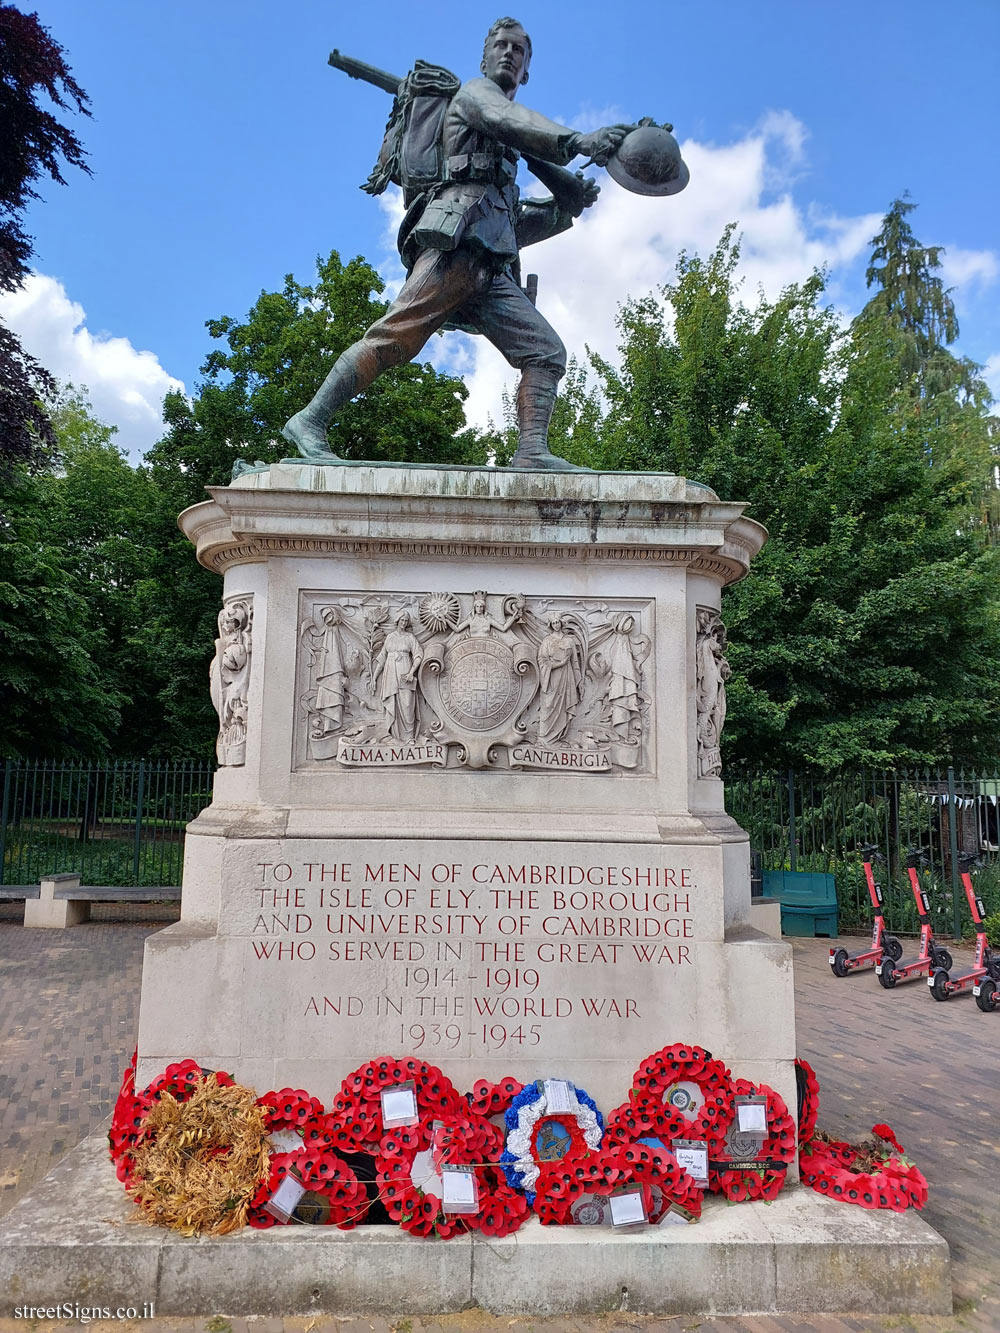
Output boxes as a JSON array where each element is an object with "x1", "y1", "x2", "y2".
[{"x1": 2, "y1": 830, "x2": 182, "y2": 887}]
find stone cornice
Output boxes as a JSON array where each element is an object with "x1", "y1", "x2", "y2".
[{"x1": 179, "y1": 462, "x2": 766, "y2": 586}]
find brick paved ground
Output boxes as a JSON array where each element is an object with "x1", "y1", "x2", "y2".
[
  {"x1": 0, "y1": 917, "x2": 167, "y2": 1210},
  {"x1": 1, "y1": 921, "x2": 997, "y2": 1333}
]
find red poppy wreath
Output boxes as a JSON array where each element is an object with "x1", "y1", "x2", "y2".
[
  {"x1": 375, "y1": 1109, "x2": 527, "y2": 1238},
  {"x1": 532, "y1": 1140, "x2": 703, "y2": 1226},
  {"x1": 628, "y1": 1043, "x2": 734, "y2": 1141},
  {"x1": 109, "y1": 1052, "x2": 237, "y2": 1186},
  {"x1": 246, "y1": 1145, "x2": 369, "y2": 1229},
  {"x1": 706, "y1": 1078, "x2": 796, "y2": 1202},
  {"x1": 326, "y1": 1056, "x2": 465, "y2": 1152},
  {"x1": 799, "y1": 1124, "x2": 928, "y2": 1212}
]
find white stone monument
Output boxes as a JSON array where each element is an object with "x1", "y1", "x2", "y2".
[
  {"x1": 1, "y1": 462, "x2": 951, "y2": 1320},
  {"x1": 136, "y1": 462, "x2": 795, "y2": 1118}
]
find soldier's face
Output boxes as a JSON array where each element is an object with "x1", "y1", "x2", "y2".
[{"x1": 483, "y1": 26, "x2": 529, "y2": 95}]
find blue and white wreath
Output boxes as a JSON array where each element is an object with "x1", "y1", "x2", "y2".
[{"x1": 501, "y1": 1079, "x2": 603, "y2": 1200}]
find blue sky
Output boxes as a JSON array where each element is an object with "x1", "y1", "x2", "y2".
[{"x1": 3, "y1": 0, "x2": 999, "y2": 457}]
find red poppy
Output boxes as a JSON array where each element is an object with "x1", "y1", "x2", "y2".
[
  {"x1": 872, "y1": 1123, "x2": 905, "y2": 1154},
  {"x1": 143, "y1": 1059, "x2": 203, "y2": 1103},
  {"x1": 257, "y1": 1088, "x2": 324, "y2": 1130},
  {"x1": 301, "y1": 1114, "x2": 336, "y2": 1148},
  {"x1": 464, "y1": 1075, "x2": 525, "y2": 1118}
]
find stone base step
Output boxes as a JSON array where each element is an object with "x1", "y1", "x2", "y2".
[{"x1": 0, "y1": 1130, "x2": 951, "y2": 1318}]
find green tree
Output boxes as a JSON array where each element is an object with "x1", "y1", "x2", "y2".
[
  {"x1": 0, "y1": 386, "x2": 212, "y2": 758},
  {"x1": 124, "y1": 430, "x2": 222, "y2": 758},
  {"x1": 148, "y1": 250, "x2": 487, "y2": 497},
  {"x1": 863, "y1": 196, "x2": 962, "y2": 395},
  {"x1": 0, "y1": 387, "x2": 181, "y2": 757},
  {"x1": 0, "y1": 479, "x2": 118, "y2": 757},
  {"x1": 38, "y1": 388, "x2": 171, "y2": 755},
  {"x1": 860, "y1": 195, "x2": 1000, "y2": 543},
  {"x1": 588, "y1": 222, "x2": 1000, "y2": 768},
  {"x1": 137, "y1": 249, "x2": 496, "y2": 755},
  {"x1": 0, "y1": 418, "x2": 121, "y2": 757}
]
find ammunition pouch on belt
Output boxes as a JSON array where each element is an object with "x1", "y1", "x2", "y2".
[
  {"x1": 410, "y1": 156, "x2": 517, "y2": 252},
  {"x1": 410, "y1": 194, "x2": 474, "y2": 251},
  {"x1": 442, "y1": 153, "x2": 517, "y2": 186}
]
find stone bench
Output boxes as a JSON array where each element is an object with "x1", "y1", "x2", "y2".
[{"x1": 20, "y1": 874, "x2": 181, "y2": 928}]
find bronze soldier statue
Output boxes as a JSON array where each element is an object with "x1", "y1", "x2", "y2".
[{"x1": 282, "y1": 17, "x2": 638, "y2": 471}]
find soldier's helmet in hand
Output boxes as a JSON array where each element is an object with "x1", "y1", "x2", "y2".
[{"x1": 606, "y1": 120, "x2": 689, "y2": 197}]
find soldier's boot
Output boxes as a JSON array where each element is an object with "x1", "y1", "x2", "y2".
[
  {"x1": 281, "y1": 345, "x2": 369, "y2": 461},
  {"x1": 510, "y1": 366, "x2": 592, "y2": 472}
]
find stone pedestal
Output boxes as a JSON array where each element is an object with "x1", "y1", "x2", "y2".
[
  {"x1": 0, "y1": 1130, "x2": 952, "y2": 1317},
  {"x1": 136, "y1": 464, "x2": 790, "y2": 1118}
]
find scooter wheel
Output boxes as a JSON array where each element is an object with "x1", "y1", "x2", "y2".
[
  {"x1": 936, "y1": 948, "x2": 954, "y2": 972},
  {"x1": 975, "y1": 978, "x2": 998, "y2": 1013},
  {"x1": 877, "y1": 963, "x2": 897, "y2": 989},
  {"x1": 883, "y1": 936, "x2": 903, "y2": 963},
  {"x1": 831, "y1": 948, "x2": 849, "y2": 978},
  {"x1": 929, "y1": 969, "x2": 950, "y2": 1002}
]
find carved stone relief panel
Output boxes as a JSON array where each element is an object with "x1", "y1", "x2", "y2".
[
  {"x1": 293, "y1": 590, "x2": 654, "y2": 773},
  {"x1": 695, "y1": 607, "x2": 729, "y2": 779},
  {"x1": 210, "y1": 596, "x2": 253, "y2": 766}
]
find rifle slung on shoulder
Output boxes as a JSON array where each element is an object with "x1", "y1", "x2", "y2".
[{"x1": 328, "y1": 49, "x2": 404, "y2": 95}]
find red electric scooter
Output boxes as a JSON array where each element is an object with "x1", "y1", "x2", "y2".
[
  {"x1": 830, "y1": 847, "x2": 902, "y2": 977},
  {"x1": 929, "y1": 857, "x2": 1000, "y2": 1001},
  {"x1": 876, "y1": 852, "x2": 953, "y2": 989}
]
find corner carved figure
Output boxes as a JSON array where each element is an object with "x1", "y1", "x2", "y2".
[
  {"x1": 210, "y1": 599, "x2": 253, "y2": 766},
  {"x1": 695, "y1": 607, "x2": 730, "y2": 778},
  {"x1": 281, "y1": 18, "x2": 642, "y2": 472},
  {"x1": 373, "y1": 610, "x2": 424, "y2": 742}
]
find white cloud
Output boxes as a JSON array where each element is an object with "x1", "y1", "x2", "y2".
[
  {"x1": 376, "y1": 190, "x2": 407, "y2": 299},
  {"x1": 410, "y1": 114, "x2": 882, "y2": 432},
  {"x1": 940, "y1": 246, "x2": 999, "y2": 291},
  {"x1": 0, "y1": 273, "x2": 184, "y2": 460},
  {"x1": 982, "y1": 353, "x2": 1000, "y2": 405}
]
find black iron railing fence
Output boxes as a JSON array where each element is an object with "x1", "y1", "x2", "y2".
[
  {"x1": 727, "y1": 767, "x2": 1000, "y2": 935},
  {"x1": 0, "y1": 759, "x2": 214, "y2": 889},
  {"x1": 1, "y1": 759, "x2": 998, "y2": 935}
]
